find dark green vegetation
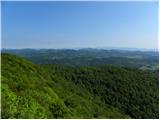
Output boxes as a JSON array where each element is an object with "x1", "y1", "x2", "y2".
[
  {"x1": 2, "y1": 49, "x2": 159, "y2": 70},
  {"x1": 1, "y1": 53, "x2": 159, "y2": 119}
]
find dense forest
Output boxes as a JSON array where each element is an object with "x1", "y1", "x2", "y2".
[
  {"x1": 2, "y1": 49, "x2": 159, "y2": 70},
  {"x1": 1, "y1": 53, "x2": 159, "y2": 118}
]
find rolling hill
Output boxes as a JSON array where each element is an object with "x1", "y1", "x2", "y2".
[
  {"x1": 1, "y1": 53, "x2": 159, "y2": 118},
  {"x1": 2, "y1": 49, "x2": 159, "y2": 70}
]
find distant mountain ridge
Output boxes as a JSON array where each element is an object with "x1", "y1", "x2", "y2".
[{"x1": 2, "y1": 47, "x2": 159, "y2": 52}]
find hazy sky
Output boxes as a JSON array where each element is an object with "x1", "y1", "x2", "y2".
[{"x1": 2, "y1": 1, "x2": 158, "y2": 49}]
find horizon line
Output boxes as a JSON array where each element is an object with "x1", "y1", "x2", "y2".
[{"x1": 1, "y1": 47, "x2": 159, "y2": 52}]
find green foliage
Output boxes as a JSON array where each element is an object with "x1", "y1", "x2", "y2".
[
  {"x1": 1, "y1": 83, "x2": 47, "y2": 119},
  {"x1": 2, "y1": 49, "x2": 158, "y2": 70},
  {"x1": 46, "y1": 64, "x2": 159, "y2": 119},
  {"x1": 1, "y1": 53, "x2": 158, "y2": 118},
  {"x1": 1, "y1": 83, "x2": 17, "y2": 118}
]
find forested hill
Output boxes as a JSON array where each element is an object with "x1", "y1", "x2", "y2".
[
  {"x1": 2, "y1": 49, "x2": 159, "y2": 70},
  {"x1": 1, "y1": 53, "x2": 159, "y2": 118}
]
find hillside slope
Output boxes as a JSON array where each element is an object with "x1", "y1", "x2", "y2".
[
  {"x1": 1, "y1": 53, "x2": 158, "y2": 118},
  {"x1": 1, "y1": 53, "x2": 129, "y2": 119},
  {"x1": 44, "y1": 65, "x2": 158, "y2": 118}
]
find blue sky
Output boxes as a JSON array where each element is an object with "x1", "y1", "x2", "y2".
[{"x1": 2, "y1": 1, "x2": 158, "y2": 49}]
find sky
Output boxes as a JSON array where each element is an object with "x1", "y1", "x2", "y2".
[{"x1": 2, "y1": 1, "x2": 158, "y2": 49}]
